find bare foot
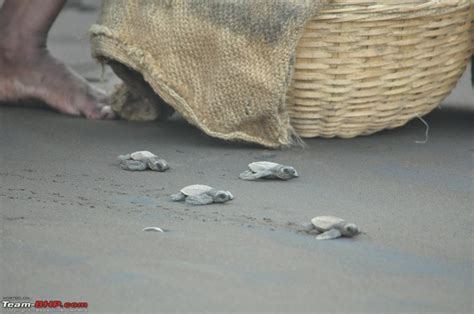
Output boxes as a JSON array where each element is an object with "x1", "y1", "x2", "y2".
[
  {"x1": 0, "y1": 46, "x2": 114, "y2": 119},
  {"x1": 0, "y1": 0, "x2": 114, "y2": 119}
]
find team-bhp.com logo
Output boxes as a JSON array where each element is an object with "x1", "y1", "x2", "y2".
[{"x1": 3, "y1": 297, "x2": 88, "y2": 311}]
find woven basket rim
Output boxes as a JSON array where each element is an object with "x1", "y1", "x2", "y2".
[{"x1": 319, "y1": 0, "x2": 470, "y2": 20}]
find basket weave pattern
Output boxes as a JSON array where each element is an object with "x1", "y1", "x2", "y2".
[{"x1": 288, "y1": 0, "x2": 472, "y2": 138}]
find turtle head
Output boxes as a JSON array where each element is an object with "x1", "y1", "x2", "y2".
[
  {"x1": 278, "y1": 166, "x2": 298, "y2": 179},
  {"x1": 148, "y1": 158, "x2": 169, "y2": 172},
  {"x1": 342, "y1": 223, "x2": 360, "y2": 237},
  {"x1": 214, "y1": 191, "x2": 233, "y2": 203}
]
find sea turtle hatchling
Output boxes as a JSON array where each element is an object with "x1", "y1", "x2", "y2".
[
  {"x1": 118, "y1": 151, "x2": 169, "y2": 172},
  {"x1": 170, "y1": 184, "x2": 234, "y2": 206},
  {"x1": 239, "y1": 161, "x2": 298, "y2": 181},
  {"x1": 306, "y1": 216, "x2": 360, "y2": 240}
]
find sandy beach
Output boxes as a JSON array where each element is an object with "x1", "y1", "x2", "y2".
[{"x1": 1, "y1": 2, "x2": 473, "y2": 313}]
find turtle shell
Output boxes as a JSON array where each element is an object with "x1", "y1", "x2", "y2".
[
  {"x1": 248, "y1": 161, "x2": 280, "y2": 172},
  {"x1": 180, "y1": 184, "x2": 214, "y2": 196},
  {"x1": 130, "y1": 151, "x2": 157, "y2": 160},
  {"x1": 311, "y1": 216, "x2": 345, "y2": 231}
]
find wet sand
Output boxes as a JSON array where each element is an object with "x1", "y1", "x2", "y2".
[{"x1": 1, "y1": 2, "x2": 473, "y2": 313}]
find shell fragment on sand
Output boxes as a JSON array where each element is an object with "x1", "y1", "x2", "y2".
[
  {"x1": 118, "y1": 151, "x2": 169, "y2": 172},
  {"x1": 239, "y1": 161, "x2": 298, "y2": 181},
  {"x1": 142, "y1": 227, "x2": 165, "y2": 232},
  {"x1": 170, "y1": 184, "x2": 234, "y2": 206}
]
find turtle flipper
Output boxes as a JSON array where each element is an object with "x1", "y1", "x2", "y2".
[
  {"x1": 120, "y1": 160, "x2": 148, "y2": 171},
  {"x1": 185, "y1": 194, "x2": 214, "y2": 205},
  {"x1": 239, "y1": 170, "x2": 272, "y2": 180},
  {"x1": 170, "y1": 192, "x2": 186, "y2": 202},
  {"x1": 315, "y1": 228, "x2": 342, "y2": 240}
]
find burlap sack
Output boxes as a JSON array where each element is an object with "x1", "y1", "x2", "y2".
[{"x1": 90, "y1": 0, "x2": 327, "y2": 148}]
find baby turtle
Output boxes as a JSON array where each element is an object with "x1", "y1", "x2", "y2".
[
  {"x1": 170, "y1": 184, "x2": 234, "y2": 206},
  {"x1": 239, "y1": 161, "x2": 298, "y2": 181},
  {"x1": 306, "y1": 216, "x2": 360, "y2": 240},
  {"x1": 118, "y1": 151, "x2": 169, "y2": 171}
]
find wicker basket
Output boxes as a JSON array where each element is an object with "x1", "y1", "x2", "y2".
[{"x1": 288, "y1": 0, "x2": 472, "y2": 138}]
